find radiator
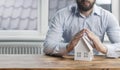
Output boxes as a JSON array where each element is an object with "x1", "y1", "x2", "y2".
[{"x1": 0, "y1": 42, "x2": 43, "y2": 54}]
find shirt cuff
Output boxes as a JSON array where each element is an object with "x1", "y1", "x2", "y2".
[
  {"x1": 53, "y1": 43, "x2": 68, "y2": 56},
  {"x1": 104, "y1": 44, "x2": 119, "y2": 58}
]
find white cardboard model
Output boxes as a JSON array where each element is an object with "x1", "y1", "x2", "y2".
[{"x1": 74, "y1": 35, "x2": 94, "y2": 61}]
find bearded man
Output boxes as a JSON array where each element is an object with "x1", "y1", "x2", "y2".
[{"x1": 44, "y1": 0, "x2": 120, "y2": 58}]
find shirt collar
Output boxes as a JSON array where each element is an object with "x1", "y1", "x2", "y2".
[
  {"x1": 75, "y1": 4, "x2": 101, "y2": 17},
  {"x1": 93, "y1": 4, "x2": 101, "y2": 16}
]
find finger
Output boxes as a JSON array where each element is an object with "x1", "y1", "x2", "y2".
[
  {"x1": 76, "y1": 29, "x2": 85, "y2": 35},
  {"x1": 78, "y1": 29, "x2": 86, "y2": 35},
  {"x1": 74, "y1": 33, "x2": 84, "y2": 39},
  {"x1": 85, "y1": 30, "x2": 89, "y2": 35},
  {"x1": 75, "y1": 29, "x2": 84, "y2": 37},
  {"x1": 84, "y1": 28, "x2": 91, "y2": 33}
]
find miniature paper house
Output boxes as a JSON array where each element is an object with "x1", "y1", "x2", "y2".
[{"x1": 74, "y1": 35, "x2": 94, "y2": 61}]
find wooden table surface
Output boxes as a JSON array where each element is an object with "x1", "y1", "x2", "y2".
[{"x1": 0, "y1": 54, "x2": 120, "y2": 70}]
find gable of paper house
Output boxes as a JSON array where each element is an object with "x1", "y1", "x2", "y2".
[
  {"x1": 75, "y1": 36, "x2": 93, "y2": 53},
  {"x1": 82, "y1": 36, "x2": 93, "y2": 52}
]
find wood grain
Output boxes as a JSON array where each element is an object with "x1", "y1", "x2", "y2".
[{"x1": 0, "y1": 54, "x2": 119, "y2": 70}]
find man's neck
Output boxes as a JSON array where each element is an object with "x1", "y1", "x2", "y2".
[{"x1": 80, "y1": 8, "x2": 93, "y2": 17}]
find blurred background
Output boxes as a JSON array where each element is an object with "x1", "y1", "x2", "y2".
[{"x1": 0, "y1": 0, "x2": 119, "y2": 55}]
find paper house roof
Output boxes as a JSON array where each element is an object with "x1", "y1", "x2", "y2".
[
  {"x1": 74, "y1": 35, "x2": 93, "y2": 52},
  {"x1": 82, "y1": 36, "x2": 93, "y2": 51}
]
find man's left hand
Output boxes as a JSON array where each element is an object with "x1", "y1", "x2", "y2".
[{"x1": 85, "y1": 29, "x2": 107, "y2": 54}]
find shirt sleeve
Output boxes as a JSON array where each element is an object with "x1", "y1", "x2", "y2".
[
  {"x1": 105, "y1": 12, "x2": 120, "y2": 58},
  {"x1": 43, "y1": 13, "x2": 68, "y2": 56}
]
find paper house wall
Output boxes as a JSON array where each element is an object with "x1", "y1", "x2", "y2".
[{"x1": 74, "y1": 36, "x2": 94, "y2": 61}]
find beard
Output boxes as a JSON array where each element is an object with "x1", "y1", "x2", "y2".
[{"x1": 76, "y1": 0, "x2": 96, "y2": 11}]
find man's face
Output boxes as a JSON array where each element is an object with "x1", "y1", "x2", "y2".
[{"x1": 76, "y1": 0, "x2": 96, "y2": 11}]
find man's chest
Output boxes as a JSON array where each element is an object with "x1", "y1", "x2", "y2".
[{"x1": 63, "y1": 16, "x2": 105, "y2": 39}]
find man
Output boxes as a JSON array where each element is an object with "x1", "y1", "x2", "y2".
[{"x1": 44, "y1": 0, "x2": 120, "y2": 58}]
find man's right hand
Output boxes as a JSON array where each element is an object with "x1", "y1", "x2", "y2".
[{"x1": 66, "y1": 29, "x2": 86, "y2": 53}]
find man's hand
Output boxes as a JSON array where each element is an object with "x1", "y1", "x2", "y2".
[
  {"x1": 66, "y1": 29, "x2": 86, "y2": 53},
  {"x1": 85, "y1": 29, "x2": 107, "y2": 54},
  {"x1": 66, "y1": 29, "x2": 107, "y2": 54}
]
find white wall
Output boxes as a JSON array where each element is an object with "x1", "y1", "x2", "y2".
[
  {"x1": 112, "y1": 0, "x2": 120, "y2": 23},
  {"x1": 96, "y1": 0, "x2": 111, "y2": 4}
]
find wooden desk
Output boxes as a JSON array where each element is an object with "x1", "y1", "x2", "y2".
[{"x1": 0, "y1": 54, "x2": 120, "y2": 70}]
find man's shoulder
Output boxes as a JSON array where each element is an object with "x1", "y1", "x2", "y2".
[
  {"x1": 95, "y1": 5, "x2": 112, "y2": 16},
  {"x1": 95, "y1": 5, "x2": 117, "y2": 24}
]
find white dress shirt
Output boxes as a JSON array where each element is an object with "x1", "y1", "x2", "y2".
[{"x1": 43, "y1": 4, "x2": 120, "y2": 58}]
